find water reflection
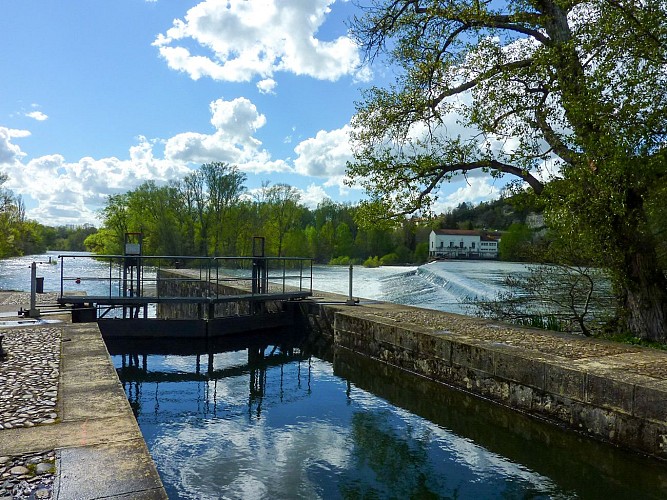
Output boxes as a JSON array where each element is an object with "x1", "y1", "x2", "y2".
[
  {"x1": 333, "y1": 348, "x2": 667, "y2": 499},
  {"x1": 110, "y1": 333, "x2": 667, "y2": 500}
]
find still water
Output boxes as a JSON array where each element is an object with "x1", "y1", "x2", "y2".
[{"x1": 3, "y1": 253, "x2": 667, "y2": 498}]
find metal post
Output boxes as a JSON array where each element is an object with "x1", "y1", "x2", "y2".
[
  {"x1": 29, "y1": 262, "x2": 41, "y2": 317},
  {"x1": 346, "y1": 264, "x2": 356, "y2": 306},
  {"x1": 60, "y1": 256, "x2": 64, "y2": 299}
]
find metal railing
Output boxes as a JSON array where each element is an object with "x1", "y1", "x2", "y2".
[{"x1": 57, "y1": 254, "x2": 313, "y2": 301}]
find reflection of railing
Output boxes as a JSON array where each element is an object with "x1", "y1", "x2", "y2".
[
  {"x1": 111, "y1": 334, "x2": 312, "y2": 419},
  {"x1": 57, "y1": 254, "x2": 313, "y2": 302}
]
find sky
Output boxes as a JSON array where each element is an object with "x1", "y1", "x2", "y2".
[{"x1": 0, "y1": 0, "x2": 503, "y2": 226}]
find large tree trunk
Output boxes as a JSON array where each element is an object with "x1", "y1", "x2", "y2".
[{"x1": 621, "y1": 245, "x2": 667, "y2": 342}]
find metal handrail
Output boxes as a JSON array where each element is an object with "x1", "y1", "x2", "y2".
[{"x1": 57, "y1": 254, "x2": 314, "y2": 301}]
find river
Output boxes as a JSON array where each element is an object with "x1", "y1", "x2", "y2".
[{"x1": 2, "y1": 253, "x2": 666, "y2": 499}]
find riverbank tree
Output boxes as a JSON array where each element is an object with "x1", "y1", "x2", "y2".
[{"x1": 347, "y1": 0, "x2": 667, "y2": 341}]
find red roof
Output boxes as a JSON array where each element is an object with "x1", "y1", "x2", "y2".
[
  {"x1": 433, "y1": 229, "x2": 502, "y2": 240},
  {"x1": 432, "y1": 229, "x2": 480, "y2": 236}
]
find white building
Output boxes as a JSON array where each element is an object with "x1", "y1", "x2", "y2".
[{"x1": 429, "y1": 229, "x2": 501, "y2": 259}]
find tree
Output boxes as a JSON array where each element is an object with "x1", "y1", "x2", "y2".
[
  {"x1": 261, "y1": 183, "x2": 303, "y2": 257},
  {"x1": 469, "y1": 263, "x2": 614, "y2": 337},
  {"x1": 182, "y1": 169, "x2": 210, "y2": 256},
  {"x1": 348, "y1": 0, "x2": 667, "y2": 341},
  {"x1": 498, "y1": 223, "x2": 533, "y2": 261},
  {"x1": 201, "y1": 162, "x2": 247, "y2": 255},
  {"x1": 99, "y1": 194, "x2": 129, "y2": 255},
  {"x1": 335, "y1": 222, "x2": 355, "y2": 257}
]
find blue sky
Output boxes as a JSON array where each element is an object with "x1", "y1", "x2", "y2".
[{"x1": 0, "y1": 0, "x2": 502, "y2": 226}]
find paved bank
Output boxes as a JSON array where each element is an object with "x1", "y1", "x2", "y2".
[{"x1": 0, "y1": 292, "x2": 166, "y2": 500}]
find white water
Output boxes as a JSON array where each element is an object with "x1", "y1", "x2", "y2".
[{"x1": 314, "y1": 260, "x2": 530, "y2": 315}]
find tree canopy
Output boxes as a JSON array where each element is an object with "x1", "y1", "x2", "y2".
[{"x1": 348, "y1": 0, "x2": 667, "y2": 341}]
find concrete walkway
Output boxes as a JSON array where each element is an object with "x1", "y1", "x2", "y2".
[{"x1": 0, "y1": 293, "x2": 167, "y2": 499}]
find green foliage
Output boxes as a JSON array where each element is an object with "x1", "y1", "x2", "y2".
[
  {"x1": 380, "y1": 253, "x2": 400, "y2": 265},
  {"x1": 414, "y1": 242, "x2": 429, "y2": 264},
  {"x1": 600, "y1": 332, "x2": 667, "y2": 351},
  {"x1": 89, "y1": 164, "x2": 441, "y2": 265},
  {"x1": 329, "y1": 256, "x2": 355, "y2": 265},
  {"x1": 363, "y1": 256, "x2": 381, "y2": 268},
  {"x1": 498, "y1": 223, "x2": 533, "y2": 262}
]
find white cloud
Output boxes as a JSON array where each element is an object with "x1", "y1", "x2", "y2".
[
  {"x1": 164, "y1": 97, "x2": 291, "y2": 173},
  {"x1": 257, "y1": 78, "x2": 277, "y2": 94},
  {"x1": 153, "y1": 0, "x2": 367, "y2": 83},
  {"x1": 0, "y1": 131, "x2": 192, "y2": 225},
  {"x1": 293, "y1": 125, "x2": 353, "y2": 191},
  {"x1": 298, "y1": 183, "x2": 330, "y2": 209},
  {"x1": 432, "y1": 177, "x2": 502, "y2": 214},
  {"x1": 0, "y1": 127, "x2": 29, "y2": 164},
  {"x1": 25, "y1": 111, "x2": 48, "y2": 121},
  {"x1": 0, "y1": 97, "x2": 298, "y2": 225}
]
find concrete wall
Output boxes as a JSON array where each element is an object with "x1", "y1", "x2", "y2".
[
  {"x1": 156, "y1": 269, "x2": 282, "y2": 319},
  {"x1": 318, "y1": 305, "x2": 667, "y2": 459}
]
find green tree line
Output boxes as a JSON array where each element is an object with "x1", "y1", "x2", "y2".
[{"x1": 86, "y1": 162, "x2": 436, "y2": 264}]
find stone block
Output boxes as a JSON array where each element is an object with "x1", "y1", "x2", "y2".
[
  {"x1": 633, "y1": 383, "x2": 667, "y2": 422},
  {"x1": 451, "y1": 342, "x2": 494, "y2": 374},
  {"x1": 430, "y1": 335, "x2": 453, "y2": 365},
  {"x1": 585, "y1": 373, "x2": 634, "y2": 414},
  {"x1": 493, "y1": 351, "x2": 545, "y2": 389},
  {"x1": 508, "y1": 383, "x2": 534, "y2": 410},
  {"x1": 545, "y1": 364, "x2": 586, "y2": 401}
]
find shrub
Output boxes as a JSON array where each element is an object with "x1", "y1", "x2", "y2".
[
  {"x1": 380, "y1": 253, "x2": 400, "y2": 265},
  {"x1": 329, "y1": 256, "x2": 352, "y2": 265},
  {"x1": 363, "y1": 256, "x2": 381, "y2": 268}
]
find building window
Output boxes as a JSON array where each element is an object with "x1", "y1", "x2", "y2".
[
  {"x1": 459, "y1": 241, "x2": 464, "y2": 248},
  {"x1": 471, "y1": 242, "x2": 476, "y2": 249},
  {"x1": 449, "y1": 242, "x2": 454, "y2": 247}
]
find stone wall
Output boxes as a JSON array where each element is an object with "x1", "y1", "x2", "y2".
[
  {"x1": 327, "y1": 308, "x2": 667, "y2": 459},
  {"x1": 156, "y1": 269, "x2": 282, "y2": 319}
]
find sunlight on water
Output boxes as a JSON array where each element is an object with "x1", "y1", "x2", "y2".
[
  {"x1": 109, "y1": 341, "x2": 667, "y2": 500},
  {"x1": 313, "y1": 261, "x2": 530, "y2": 315},
  {"x1": 112, "y1": 346, "x2": 577, "y2": 500}
]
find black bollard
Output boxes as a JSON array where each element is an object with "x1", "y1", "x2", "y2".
[{"x1": 0, "y1": 333, "x2": 6, "y2": 360}]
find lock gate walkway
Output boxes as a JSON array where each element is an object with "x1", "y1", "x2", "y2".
[{"x1": 53, "y1": 254, "x2": 313, "y2": 338}]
